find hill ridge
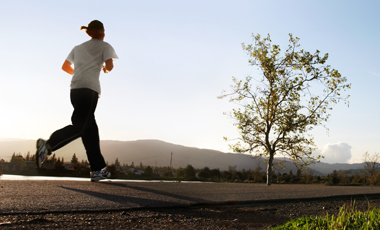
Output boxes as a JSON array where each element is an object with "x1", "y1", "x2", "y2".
[{"x1": 0, "y1": 139, "x2": 364, "y2": 175}]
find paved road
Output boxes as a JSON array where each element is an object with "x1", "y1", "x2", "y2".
[{"x1": 1, "y1": 176, "x2": 380, "y2": 214}]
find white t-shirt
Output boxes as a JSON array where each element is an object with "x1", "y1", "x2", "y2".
[{"x1": 66, "y1": 39, "x2": 118, "y2": 95}]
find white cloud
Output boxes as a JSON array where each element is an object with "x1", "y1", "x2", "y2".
[{"x1": 320, "y1": 142, "x2": 352, "y2": 164}]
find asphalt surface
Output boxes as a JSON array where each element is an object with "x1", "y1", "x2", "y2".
[{"x1": 1, "y1": 176, "x2": 380, "y2": 214}]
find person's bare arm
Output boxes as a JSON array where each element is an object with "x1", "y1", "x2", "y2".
[
  {"x1": 62, "y1": 60, "x2": 74, "y2": 75},
  {"x1": 103, "y1": 59, "x2": 114, "y2": 73}
]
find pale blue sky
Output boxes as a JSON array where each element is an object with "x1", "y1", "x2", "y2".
[{"x1": 1, "y1": 0, "x2": 380, "y2": 163}]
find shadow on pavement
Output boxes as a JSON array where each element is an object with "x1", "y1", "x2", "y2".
[
  {"x1": 101, "y1": 182, "x2": 210, "y2": 204},
  {"x1": 58, "y1": 186, "x2": 181, "y2": 207}
]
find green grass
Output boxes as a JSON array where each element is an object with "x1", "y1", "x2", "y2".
[{"x1": 272, "y1": 201, "x2": 380, "y2": 230}]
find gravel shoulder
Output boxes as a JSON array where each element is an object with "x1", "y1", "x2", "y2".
[{"x1": 1, "y1": 194, "x2": 380, "y2": 229}]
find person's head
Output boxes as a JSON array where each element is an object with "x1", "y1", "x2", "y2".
[{"x1": 80, "y1": 20, "x2": 105, "y2": 40}]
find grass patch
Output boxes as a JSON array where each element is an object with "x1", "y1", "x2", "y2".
[{"x1": 272, "y1": 200, "x2": 380, "y2": 229}]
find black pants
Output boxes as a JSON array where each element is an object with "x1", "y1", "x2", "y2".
[{"x1": 47, "y1": 88, "x2": 106, "y2": 171}]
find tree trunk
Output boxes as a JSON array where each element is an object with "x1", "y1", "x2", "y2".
[{"x1": 266, "y1": 153, "x2": 274, "y2": 186}]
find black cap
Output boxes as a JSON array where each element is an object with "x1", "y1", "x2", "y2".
[{"x1": 80, "y1": 20, "x2": 104, "y2": 31}]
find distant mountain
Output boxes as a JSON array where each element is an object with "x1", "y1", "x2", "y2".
[
  {"x1": 307, "y1": 161, "x2": 366, "y2": 175},
  {"x1": 0, "y1": 139, "x2": 37, "y2": 157},
  {"x1": 0, "y1": 139, "x2": 364, "y2": 175}
]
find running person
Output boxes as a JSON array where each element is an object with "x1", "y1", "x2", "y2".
[{"x1": 36, "y1": 20, "x2": 118, "y2": 182}]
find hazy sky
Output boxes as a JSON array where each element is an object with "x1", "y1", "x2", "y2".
[{"x1": 1, "y1": 0, "x2": 380, "y2": 164}]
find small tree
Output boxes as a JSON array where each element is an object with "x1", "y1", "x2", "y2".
[
  {"x1": 80, "y1": 159, "x2": 89, "y2": 167},
  {"x1": 51, "y1": 154, "x2": 57, "y2": 163},
  {"x1": 71, "y1": 153, "x2": 78, "y2": 164},
  {"x1": 10, "y1": 153, "x2": 26, "y2": 167},
  {"x1": 198, "y1": 167, "x2": 211, "y2": 180},
  {"x1": 176, "y1": 167, "x2": 185, "y2": 178},
  {"x1": 184, "y1": 165, "x2": 196, "y2": 180},
  {"x1": 338, "y1": 170, "x2": 351, "y2": 185},
  {"x1": 210, "y1": 168, "x2": 222, "y2": 181},
  {"x1": 252, "y1": 163, "x2": 264, "y2": 183},
  {"x1": 328, "y1": 170, "x2": 340, "y2": 185},
  {"x1": 10, "y1": 153, "x2": 16, "y2": 162},
  {"x1": 362, "y1": 152, "x2": 380, "y2": 185},
  {"x1": 143, "y1": 166, "x2": 153, "y2": 177},
  {"x1": 25, "y1": 152, "x2": 31, "y2": 161},
  {"x1": 163, "y1": 170, "x2": 174, "y2": 178},
  {"x1": 220, "y1": 34, "x2": 350, "y2": 185},
  {"x1": 71, "y1": 153, "x2": 79, "y2": 169},
  {"x1": 54, "y1": 157, "x2": 65, "y2": 171},
  {"x1": 114, "y1": 158, "x2": 121, "y2": 170}
]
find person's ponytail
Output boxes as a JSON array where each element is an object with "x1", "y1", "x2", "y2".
[{"x1": 80, "y1": 20, "x2": 104, "y2": 39}]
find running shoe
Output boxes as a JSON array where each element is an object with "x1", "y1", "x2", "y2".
[
  {"x1": 90, "y1": 169, "x2": 111, "y2": 182},
  {"x1": 36, "y1": 138, "x2": 51, "y2": 168}
]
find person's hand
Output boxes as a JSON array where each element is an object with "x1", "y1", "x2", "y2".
[{"x1": 103, "y1": 66, "x2": 109, "y2": 73}]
